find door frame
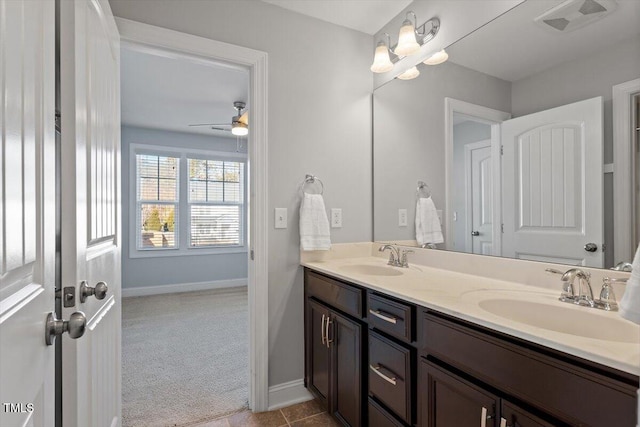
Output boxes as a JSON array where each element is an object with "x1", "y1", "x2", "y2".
[
  {"x1": 463, "y1": 139, "x2": 492, "y2": 253},
  {"x1": 612, "y1": 78, "x2": 640, "y2": 265},
  {"x1": 445, "y1": 98, "x2": 510, "y2": 256},
  {"x1": 115, "y1": 18, "x2": 270, "y2": 411}
]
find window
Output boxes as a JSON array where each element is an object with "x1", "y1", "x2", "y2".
[
  {"x1": 131, "y1": 145, "x2": 247, "y2": 256},
  {"x1": 136, "y1": 154, "x2": 179, "y2": 249},
  {"x1": 188, "y1": 158, "x2": 244, "y2": 247}
]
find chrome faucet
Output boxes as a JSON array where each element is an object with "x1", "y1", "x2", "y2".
[
  {"x1": 611, "y1": 261, "x2": 633, "y2": 272},
  {"x1": 562, "y1": 268, "x2": 594, "y2": 307},
  {"x1": 379, "y1": 244, "x2": 400, "y2": 266},
  {"x1": 378, "y1": 244, "x2": 412, "y2": 268},
  {"x1": 545, "y1": 267, "x2": 619, "y2": 311}
]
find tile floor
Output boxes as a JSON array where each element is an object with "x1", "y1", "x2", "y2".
[{"x1": 192, "y1": 399, "x2": 339, "y2": 427}]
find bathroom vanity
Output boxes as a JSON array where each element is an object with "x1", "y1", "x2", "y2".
[{"x1": 302, "y1": 244, "x2": 639, "y2": 427}]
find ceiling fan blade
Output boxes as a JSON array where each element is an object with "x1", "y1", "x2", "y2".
[
  {"x1": 238, "y1": 111, "x2": 249, "y2": 125},
  {"x1": 188, "y1": 123, "x2": 230, "y2": 127},
  {"x1": 210, "y1": 127, "x2": 231, "y2": 132}
]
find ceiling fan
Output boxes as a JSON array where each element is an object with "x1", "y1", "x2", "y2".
[{"x1": 189, "y1": 101, "x2": 249, "y2": 136}]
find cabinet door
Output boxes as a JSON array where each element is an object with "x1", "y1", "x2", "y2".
[
  {"x1": 420, "y1": 359, "x2": 499, "y2": 427},
  {"x1": 330, "y1": 311, "x2": 363, "y2": 427},
  {"x1": 500, "y1": 401, "x2": 557, "y2": 427},
  {"x1": 306, "y1": 299, "x2": 331, "y2": 405}
]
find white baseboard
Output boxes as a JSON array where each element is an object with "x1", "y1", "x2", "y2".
[
  {"x1": 268, "y1": 379, "x2": 313, "y2": 411},
  {"x1": 122, "y1": 278, "x2": 247, "y2": 297}
]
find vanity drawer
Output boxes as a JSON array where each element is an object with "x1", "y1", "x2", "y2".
[
  {"x1": 368, "y1": 293, "x2": 413, "y2": 343},
  {"x1": 369, "y1": 330, "x2": 413, "y2": 424},
  {"x1": 305, "y1": 269, "x2": 363, "y2": 318},
  {"x1": 368, "y1": 397, "x2": 405, "y2": 427},
  {"x1": 422, "y1": 312, "x2": 638, "y2": 427}
]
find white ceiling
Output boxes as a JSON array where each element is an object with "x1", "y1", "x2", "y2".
[
  {"x1": 261, "y1": 0, "x2": 413, "y2": 34},
  {"x1": 446, "y1": 0, "x2": 640, "y2": 82},
  {"x1": 121, "y1": 47, "x2": 249, "y2": 137}
]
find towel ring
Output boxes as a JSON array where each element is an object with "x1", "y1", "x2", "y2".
[
  {"x1": 301, "y1": 174, "x2": 324, "y2": 195},
  {"x1": 416, "y1": 181, "x2": 431, "y2": 199}
]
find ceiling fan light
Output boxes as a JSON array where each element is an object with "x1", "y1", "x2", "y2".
[
  {"x1": 370, "y1": 41, "x2": 394, "y2": 73},
  {"x1": 423, "y1": 49, "x2": 449, "y2": 65},
  {"x1": 394, "y1": 19, "x2": 420, "y2": 56},
  {"x1": 232, "y1": 121, "x2": 248, "y2": 136},
  {"x1": 397, "y1": 66, "x2": 420, "y2": 80}
]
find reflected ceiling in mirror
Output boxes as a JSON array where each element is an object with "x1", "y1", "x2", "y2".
[{"x1": 372, "y1": 0, "x2": 640, "y2": 270}]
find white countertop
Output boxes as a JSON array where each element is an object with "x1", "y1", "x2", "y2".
[{"x1": 301, "y1": 249, "x2": 640, "y2": 376}]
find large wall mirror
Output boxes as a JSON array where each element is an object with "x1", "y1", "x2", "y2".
[{"x1": 373, "y1": 0, "x2": 640, "y2": 269}]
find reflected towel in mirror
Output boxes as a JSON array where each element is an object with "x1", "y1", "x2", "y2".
[
  {"x1": 619, "y1": 244, "x2": 640, "y2": 324},
  {"x1": 415, "y1": 196, "x2": 444, "y2": 246},
  {"x1": 300, "y1": 193, "x2": 331, "y2": 251}
]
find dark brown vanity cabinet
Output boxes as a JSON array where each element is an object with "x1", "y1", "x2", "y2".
[
  {"x1": 304, "y1": 268, "x2": 639, "y2": 427},
  {"x1": 420, "y1": 359, "x2": 556, "y2": 427},
  {"x1": 305, "y1": 270, "x2": 365, "y2": 426}
]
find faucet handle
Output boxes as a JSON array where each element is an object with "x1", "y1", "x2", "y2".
[
  {"x1": 400, "y1": 250, "x2": 414, "y2": 268},
  {"x1": 596, "y1": 277, "x2": 625, "y2": 311}
]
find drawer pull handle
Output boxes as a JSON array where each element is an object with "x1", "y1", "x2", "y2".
[
  {"x1": 326, "y1": 318, "x2": 333, "y2": 348},
  {"x1": 321, "y1": 314, "x2": 326, "y2": 345},
  {"x1": 480, "y1": 407, "x2": 494, "y2": 427},
  {"x1": 369, "y1": 364, "x2": 397, "y2": 386},
  {"x1": 369, "y1": 309, "x2": 398, "y2": 324}
]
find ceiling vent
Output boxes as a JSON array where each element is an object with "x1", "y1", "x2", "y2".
[{"x1": 534, "y1": 0, "x2": 617, "y2": 33}]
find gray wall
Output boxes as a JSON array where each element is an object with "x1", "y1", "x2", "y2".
[
  {"x1": 511, "y1": 36, "x2": 640, "y2": 268},
  {"x1": 121, "y1": 125, "x2": 248, "y2": 288},
  {"x1": 110, "y1": 0, "x2": 373, "y2": 387},
  {"x1": 452, "y1": 120, "x2": 492, "y2": 251},
  {"x1": 373, "y1": 61, "x2": 511, "y2": 242}
]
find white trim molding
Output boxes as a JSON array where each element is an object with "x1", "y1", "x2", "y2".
[
  {"x1": 116, "y1": 18, "x2": 270, "y2": 412},
  {"x1": 267, "y1": 379, "x2": 313, "y2": 411},
  {"x1": 612, "y1": 78, "x2": 640, "y2": 265},
  {"x1": 121, "y1": 279, "x2": 247, "y2": 298},
  {"x1": 444, "y1": 98, "x2": 511, "y2": 256}
]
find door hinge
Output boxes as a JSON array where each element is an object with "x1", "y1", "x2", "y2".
[
  {"x1": 501, "y1": 224, "x2": 504, "y2": 233},
  {"x1": 500, "y1": 145, "x2": 504, "y2": 155},
  {"x1": 250, "y1": 249, "x2": 254, "y2": 260}
]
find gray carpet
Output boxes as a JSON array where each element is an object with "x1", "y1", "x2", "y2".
[{"x1": 122, "y1": 287, "x2": 249, "y2": 427}]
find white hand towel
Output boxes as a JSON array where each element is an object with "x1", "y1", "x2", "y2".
[
  {"x1": 299, "y1": 193, "x2": 331, "y2": 251},
  {"x1": 619, "y1": 244, "x2": 640, "y2": 324},
  {"x1": 415, "y1": 197, "x2": 444, "y2": 246}
]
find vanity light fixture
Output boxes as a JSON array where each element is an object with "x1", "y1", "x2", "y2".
[
  {"x1": 397, "y1": 66, "x2": 420, "y2": 80},
  {"x1": 370, "y1": 33, "x2": 394, "y2": 73},
  {"x1": 423, "y1": 49, "x2": 449, "y2": 65},
  {"x1": 370, "y1": 13, "x2": 441, "y2": 75}
]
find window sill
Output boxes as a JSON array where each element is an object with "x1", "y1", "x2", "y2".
[{"x1": 129, "y1": 246, "x2": 248, "y2": 259}]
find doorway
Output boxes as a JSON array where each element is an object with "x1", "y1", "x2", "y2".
[
  {"x1": 117, "y1": 17, "x2": 270, "y2": 417},
  {"x1": 119, "y1": 42, "x2": 252, "y2": 426}
]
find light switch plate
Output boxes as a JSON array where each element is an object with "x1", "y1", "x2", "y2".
[
  {"x1": 398, "y1": 209, "x2": 408, "y2": 227},
  {"x1": 331, "y1": 208, "x2": 342, "y2": 228},
  {"x1": 275, "y1": 208, "x2": 287, "y2": 229}
]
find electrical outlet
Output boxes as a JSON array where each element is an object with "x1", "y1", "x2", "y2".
[
  {"x1": 274, "y1": 208, "x2": 287, "y2": 229},
  {"x1": 331, "y1": 208, "x2": 342, "y2": 228},
  {"x1": 398, "y1": 209, "x2": 408, "y2": 227}
]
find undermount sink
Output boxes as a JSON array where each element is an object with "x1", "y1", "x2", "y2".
[
  {"x1": 479, "y1": 299, "x2": 639, "y2": 343},
  {"x1": 339, "y1": 264, "x2": 403, "y2": 277}
]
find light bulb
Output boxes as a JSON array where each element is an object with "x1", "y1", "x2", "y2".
[
  {"x1": 394, "y1": 19, "x2": 420, "y2": 56},
  {"x1": 397, "y1": 66, "x2": 420, "y2": 80},
  {"x1": 370, "y1": 41, "x2": 394, "y2": 73},
  {"x1": 423, "y1": 49, "x2": 449, "y2": 65},
  {"x1": 232, "y1": 122, "x2": 248, "y2": 136}
]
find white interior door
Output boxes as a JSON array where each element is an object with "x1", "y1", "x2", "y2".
[
  {"x1": 60, "y1": 0, "x2": 122, "y2": 426},
  {"x1": 465, "y1": 140, "x2": 493, "y2": 255},
  {"x1": 0, "y1": 1, "x2": 56, "y2": 426},
  {"x1": 502, "y1": 97, "x2": 603, "y2": 267}
]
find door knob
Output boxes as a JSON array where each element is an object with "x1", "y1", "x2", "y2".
[
  {"x1": 471, "y1": 231, "x2": 480, "y2": 236},
  {"x1": 584, "y1": 243, "x2": 598, "y2": 252},
  {"x1": 45, "y1": 311, "x2": 86, "y2": 345},
  {"x1": 79, "y1": 280, "x2": 108, "y2": 303}
]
